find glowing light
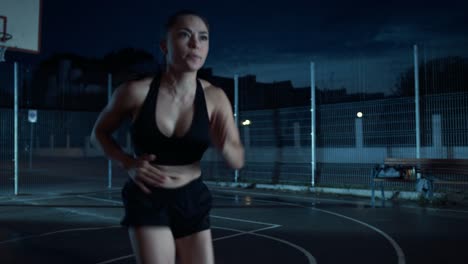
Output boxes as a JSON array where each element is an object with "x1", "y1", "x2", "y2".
[
  {"x1": 357, "y1": 112, "x2": 363, "y2": 118},
  {"x1": 242, "y1": 120, "x2": 251, "y2": 126}
]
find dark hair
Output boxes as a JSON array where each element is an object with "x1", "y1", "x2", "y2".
[{"x1": 163, "y1": 9, "x2": 210, "y2": 37}]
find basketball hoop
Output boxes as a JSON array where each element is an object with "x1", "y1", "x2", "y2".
[
  {"x1": 0, "y1": 31, "x2": 12, "y2": 42},
  {"x1": 0, "y1": 32, "x2": 11, "y2": 62},
  {"x1": 0, "y1": 3, "x2": 42, "y2": 58},
  {"x1": 0, "y1": 15, "x2": 12, "y2": 62}
]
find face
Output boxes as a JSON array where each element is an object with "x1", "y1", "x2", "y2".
[{"x1": 161, "y1": 15, "x2": 209, "y2": 72}]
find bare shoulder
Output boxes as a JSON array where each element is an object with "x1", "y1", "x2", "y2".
[
  {"x1": 120, "y1": 77, "x2": 153, "y2": 103},
  {"x1": 112, "y1": 77, "x2": 152, "y2": 108},
  {"x1": 106, "y1": 77, "x2": 153, "y2": 119},
  {"x1": 199, "y1": 78, "x2": 230, "y2": 107}
]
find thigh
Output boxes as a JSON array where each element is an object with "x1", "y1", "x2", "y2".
[
  {"x1": 171, "y1": 179, "x2": 212, "y2": 238},
  {"x1": 175, "y1": 229, "x2": 214, "y2": 264},
  {"x1": 129, "y1": 226, "x2": 176, "y2": 264}
]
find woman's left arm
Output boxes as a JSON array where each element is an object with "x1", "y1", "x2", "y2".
[{"x1": 209, "y1": 87, "x2": 245, "y2": 169}]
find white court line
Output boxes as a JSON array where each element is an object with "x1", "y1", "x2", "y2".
[
  {"x1": 210, "y1": 215, "x2": 281, "y2": 227},
  {"x1": 53, "y1": 206, "x2": 121, "y2": 222},
  {"x1": 17, "y1": 196, "x2": 122, "y2": 222},
  {"x1": 95, "y1": 254, "x2": 134, "y2": 264},
  {"x1": 101, "y1": 187, "x2": 468, "y2": 215},
  {"x1": 13, "y1": 198, "x2": 121, "y2": 222},
  {"x1": 4, "y1": 195, "x2": 75, "y2": 203},
  {"x1": 312, "y1": 207, "x2": 405, "y2": 264},
  {"x1": 0, "y1": 225, "x2": 120, "y2": 245},
  {"x1": 223, "y1": 195, "x2": 406, "y2": 264},
  {"x1": 0, "y1": 189, "x2": 120, "y2": 204},
  {"x1": 94, "y1": 226, "x2": 277, "y2": 264},
  {"x1": 214, "y1": 226, "x2": 316, "y2": 264},
  {"x1": 212, "y1": 225, "x2": 280, "y2": 241},
  {"x1": 5, "y1": 188, "x2": 405, "y2": 263},
  {"x1": 80, "y1": 192, "x2": 402, "y2": 263},
  {"x1": 75, "y1": 195, "x2": 123, "y2": 205},
  {"x1": 84, "y1": 194, "x2": 315, "y2": 264},
  {"x1": 77, "y1": 195, "x2": 282, "y2": 227},
  {"x1": 95, "y1": 225, "x2": 316, "y2": 264}
]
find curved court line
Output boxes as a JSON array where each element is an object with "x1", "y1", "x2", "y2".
[
  {"x1": 0, "y1": 225, "x2": 120, "y2": 245},
  {"x1": 240, "y1": 196, "x2": 406, "y2": 264},
  {"x1": 7, "y1": 188, "x2": 405, "y2": 263},
  {"x1": 83, "y1": 190, "x2": 401, "y2": 263},
  {"x1": 95, "y1": 225, "x2": 316, "y2": 264},
  {"x1": 311, "y1": 207, "x2": 405, "y2": 264},
  {"x1": 213, "y1": 226, "x2": 316, "y2": 264}
]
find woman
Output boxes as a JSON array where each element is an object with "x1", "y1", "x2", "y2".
[{"x1": 91, "y1": 10, "x2": 244, "y2": 264}]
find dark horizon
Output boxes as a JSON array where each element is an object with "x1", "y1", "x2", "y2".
[{"x1": 4, "y1": 0, "x2": 468, "y2": 95}]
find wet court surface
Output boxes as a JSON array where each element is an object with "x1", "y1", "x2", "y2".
[{"x1": 1, "y1": 184, "x2": 468, "y2": 264}]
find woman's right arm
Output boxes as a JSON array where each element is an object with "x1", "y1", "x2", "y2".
[
  {"x1": 90, "y1": 81, "x2": 137, "y2": 170},
  {"x1": 91, "y1": 81, "x2": 170, "y2": 193}
]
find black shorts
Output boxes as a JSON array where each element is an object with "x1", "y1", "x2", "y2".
[{"x1": 120, "y1": 176, "x2": 212, "y2": 239}]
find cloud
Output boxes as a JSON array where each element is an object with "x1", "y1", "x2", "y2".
[{"x1": 205, "y1": 1, "x2": 468, "y2": 95}]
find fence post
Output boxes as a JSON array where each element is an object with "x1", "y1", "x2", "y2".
[
  {"x1": 310, "y1": 62, "x2": 316, "y2": 188},
  {"x1": 234, "y1": 74, "x2": 239, "y2": 183},
  {"x1": 414, "y1": 45, "x2": 421, "y2": 179},
  {"x1": 108, "y1": 73, "x2": 112, "y2": 189},
  {"x1": 14, "y1": 62, "x2": 19, "y2": 195}
]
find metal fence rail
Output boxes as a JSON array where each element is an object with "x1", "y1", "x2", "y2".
[{"x1": 1, "y1": 45, "x2": 467, "y2": 195}]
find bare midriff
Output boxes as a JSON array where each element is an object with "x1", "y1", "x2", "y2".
[{"x1": 151, "y1": 161, "x2": 202, "y2": 189}]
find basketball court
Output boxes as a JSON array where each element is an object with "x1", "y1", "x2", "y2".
[{"x1": 1, "y1": 184, "x2": 468, "y2": 264}]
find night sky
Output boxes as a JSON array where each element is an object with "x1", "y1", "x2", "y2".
[{"x1": 7, "y1": 0, "x2": 468, "y2": 94}]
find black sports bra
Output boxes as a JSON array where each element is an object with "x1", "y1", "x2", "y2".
[{"x1": 130, "y1": 73, "x2": 211, "y2": 165}]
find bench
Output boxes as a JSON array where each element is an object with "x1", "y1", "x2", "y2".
[{"x1": 370, "y1": 158, "x2": 468, "y2": 207}]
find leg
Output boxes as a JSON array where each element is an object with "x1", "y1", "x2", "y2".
[
  {"x1": 175, "y1": 229, "x2": 214, "y2": 264},
  {"x1": 128, "y1": 226, "x2": 176, "y2": 264},
  {"x1": 371, "y1": 168, "x2": 376, "y2": 207},
  {"x1": 380, "y1": 181, "x2": 386, "y2": 207},
  {"x1": 427, "y1": 177, "x2": 434, "y2": 200}
]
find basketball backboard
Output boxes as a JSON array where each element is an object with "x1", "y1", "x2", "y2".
[{"x1": 0, "y1": 0, "x2": 42, "y2": 54}]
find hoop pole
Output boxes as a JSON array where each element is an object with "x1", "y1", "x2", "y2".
[
  {"x1": 234, "y1": 74, "x2": 239, "y2": 183},
  {"x1": 0, "y1": 16, "x2": 13, "y2": 42},
  {"x1": 1, "y1": 16, "x2": 9, "y2": 62},
  {"x1": 0, "y1": 16, "x2": 7, "y2": 41}
]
